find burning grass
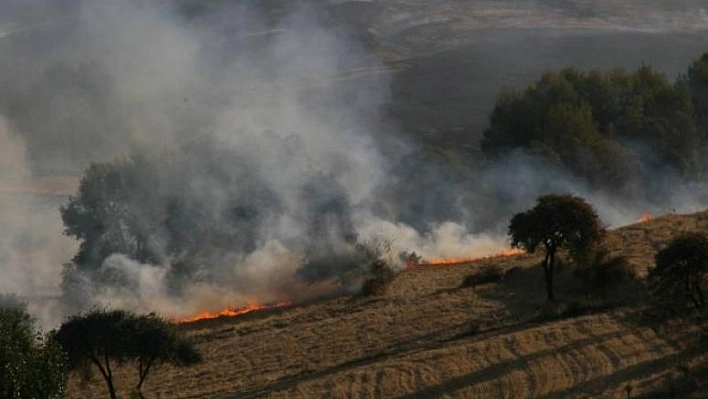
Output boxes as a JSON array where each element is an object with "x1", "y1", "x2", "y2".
[
  {"x1": 174, "y1": 300, "x2": 291, "y2": 324},
  {"x1": 418, "y1": 248, "x2": 525, "y2": 267}
]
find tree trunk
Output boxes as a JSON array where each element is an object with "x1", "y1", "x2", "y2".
[
  {"x1": 105, "y1": 353, "x2": 118, "y2": 399},
  {"x1": 106, "y1": 377, "x2": 118, "y2": 399},
  {"x1": 687, "y1": 274, "x2": 701, "y2": 309},
  {"x1": 693, "y1": 279, "x2": 704, "y2": 308},
  {"x1": 137, "y1": 357, "x2": 154, "y2": 391},
  {"x1": 90, "y1": 355, "x2": 118, "y2": 399},
  {"x1": 544, "y1": 249, "x2": 556, "y2": 302}
]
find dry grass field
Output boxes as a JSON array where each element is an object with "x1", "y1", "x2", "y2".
[{"x1": 66, "y1": 210, "x2": 708, "y2": 399}]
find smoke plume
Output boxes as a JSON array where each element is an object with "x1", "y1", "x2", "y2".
[{"x1": 0, "y1": 0, "x2": 707, "y2": 327}]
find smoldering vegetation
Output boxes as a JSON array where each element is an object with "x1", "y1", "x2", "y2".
[{"x1": 1, "y1": 0, "x2": 708, "y2": 325}]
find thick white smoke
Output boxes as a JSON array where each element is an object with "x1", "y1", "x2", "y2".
[
  {"x1": 0, "y1": 116, "x2": 76, "y2": 327},
  {"x1": 1, "y1": 0, "x2": 413, "y2": 324}
]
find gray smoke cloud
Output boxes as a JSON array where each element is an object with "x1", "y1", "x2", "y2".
[
  {"x1": 1, "y1": 0, "x2": 707, "y2": 327},
  {"x1": 1, "y1": 0, "x2": 425, "y2": 325}
]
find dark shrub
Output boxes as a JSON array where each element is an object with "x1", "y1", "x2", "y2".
[
  {"x1": 649, "y1": 232, "x2": 708, "y2": 309},
  {"x1": 579, "y1": 249, "x2": 635, "y2": 289},
  {"x1": 593, "y1": 255, "x2": 635, "y2": 288},
  {"x1": 361, "y1": 259, "x2": 397, "y2": 296}
]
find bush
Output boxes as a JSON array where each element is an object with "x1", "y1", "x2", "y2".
[
  {"x1": 593, "y1": 256, "x2": 635, "y2": 288},
  {"x1": 461, "y1": 265, "x2": 505, "y2": 287},
  {"x1": 649, "y1": 232, "x2": 708, "y2": 309},
  {"x1": 399, "y1": 251, "x2": 423, "y2": 267},
  {"x1": 576, "y1": 248, "x2": 636, "y2": 292},
  {"x1": 361, "y1": 259, "x2": 397, "y2": 296}
]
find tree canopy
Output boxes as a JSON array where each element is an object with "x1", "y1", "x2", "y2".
[
  {"x1": 649, "y1": 232, "x2": 708, "y2": 309},
  {"x1": 482, "y1": 64, "x2": 706, "y2": 193},
  {"x1": 687, "y1": 52, "x2": 708, "y2": 131},
  {"x1": 509, "y1": 194, "x2": 604, "y2": 301},
  {"x1": 60, "y1": 143, "x2": 363, "y2": 305},
  {"x1": 54, "y1": 309, "x2": 201, "y2": 399},
  {"x1": 0, "y1": 299, "x2": 67, "y2": 399}
]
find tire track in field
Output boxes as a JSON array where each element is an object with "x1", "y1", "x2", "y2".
[{"x1": 261, "y1": 314, "x2": 683, "y2": 399}]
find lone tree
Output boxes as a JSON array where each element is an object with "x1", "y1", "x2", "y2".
[
  {"x1": 54, "y1": 309, "x2": 201, "y2": 399},
  {"x1": 649, "y1": 232, "x2": 708, "y2": 309},
  {"x1": 0, "y1": 300, "x2": 67, "y2": 399},
  {"x1": 509, "y1": 194, "x2": 604, "y2": 301}
]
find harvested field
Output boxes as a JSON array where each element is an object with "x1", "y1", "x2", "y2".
[{"x1": 67, "y1": 210, "x2": 708, "y2": 399}]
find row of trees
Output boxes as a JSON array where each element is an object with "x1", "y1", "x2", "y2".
[
  {"x1": 482, "y1": 53, "x2": 708, "y2": 194},
  {"x1": 509, "y1": 194, "x2": 708, "y2": 309},
  {"x1": 0, "y1": 304, "x2": 201, "y2": 399}
]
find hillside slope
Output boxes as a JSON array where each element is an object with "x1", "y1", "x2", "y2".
[{"x1": 67, "y1": 210, "x2": 708, "y2": 398}]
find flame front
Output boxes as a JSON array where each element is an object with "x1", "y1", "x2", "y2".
[
  {"x1": 175, "y1": 300, "x2": 291, "y2": 324},
  {"x1": 638, "y1": 212, "x2": 653, "y2": 223},
  {"x1": 419, "y1": 248, "x2": 525, "y2": 267}
]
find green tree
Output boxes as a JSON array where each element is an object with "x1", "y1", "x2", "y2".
[
  {"x1": 649, "y1": 232, "x2": 708, "y2": 309},
  {"x1": 482, "y1": 64, "x2": 703, "y2": 188},
  {"x1": 54, "y1": 309, "x2": 201, "y2": 399},
  {"x1": 59, "y1": 148, "x2": 286, "y2": 299},
  {"x1": 0, "y1": 299, "x2": 67, "y2": 399},
  {"x1": 687, "y1": 52, "x2": 708, "y2": 131},
  {"x1": 60, "y1": 157, "x2": 163, "y2": 271},
  {"x1": 509, "y1": 194, "x2": 604, "y2": 301}
]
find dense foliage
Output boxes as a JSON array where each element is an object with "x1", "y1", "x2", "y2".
[
  {"x1": 482, "y1": 58, "x2": 708, "y2": 193},
  {"x1": 0, "y1": 300, "x2": 67, "y2": 399},
  {"x1": 509, "y1": 194, "x2": 604, "y2": 301},
  {"x1": 60, "y1": 149, "x2": 279, "y2": 298},
  {"x1": 687, "y1": 53, "x2": 708, "y2": 131},
  {"x1": 649, "y1": 232, "x2": 708, "y2": 309},
  {"x1": 54, "y1": 309, "x2": 201, "y2": 399}
]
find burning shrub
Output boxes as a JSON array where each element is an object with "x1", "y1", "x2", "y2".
[
  {"x1": 461, "y1": 265, "x2": 505, "y2": 288},
  {"x1": 399, "y1": 251, "x2": 423, "y2": 268},
  {"x1": 361, "y1": 259, "x2": 397, "y2": 296},
  {"x1": 308, "y1": 236, "x2": 401, "y2": 295}
]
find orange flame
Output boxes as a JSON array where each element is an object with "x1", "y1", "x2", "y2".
[
  {"x1": 638, "y1": 213, "x2": 653, "y2": 223},
  {"x1": 175, "y1": 300, "x2": 291, "y2": 324},
  {"x1": 419, "y1": 248, "x2": 525, "y2": 267}
]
